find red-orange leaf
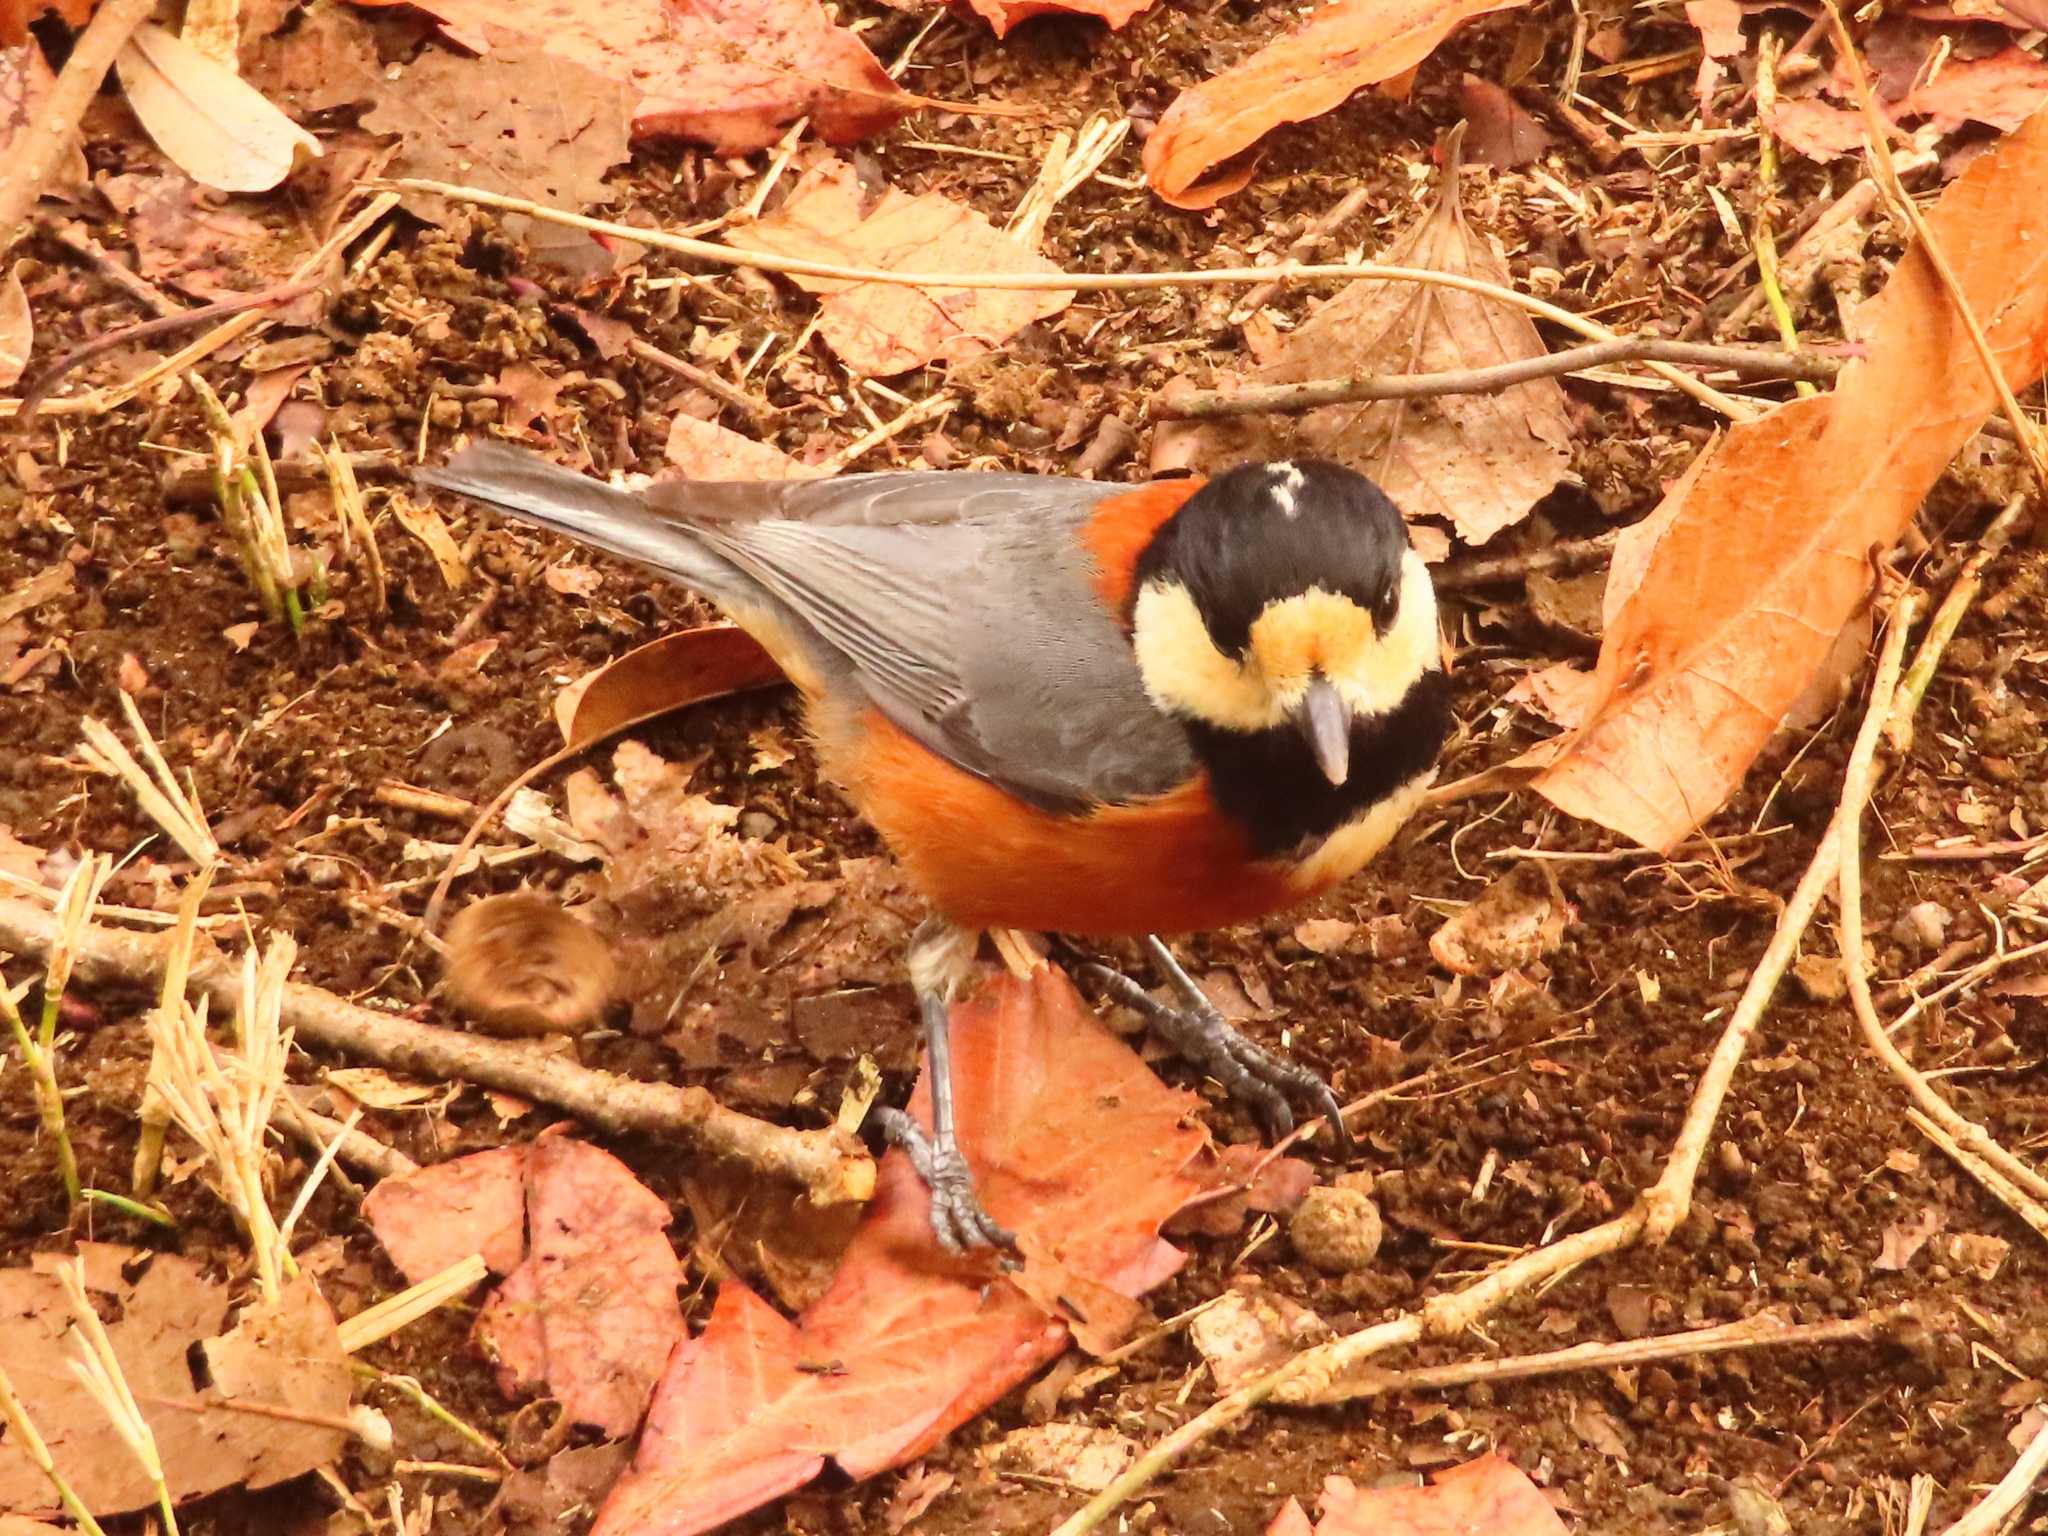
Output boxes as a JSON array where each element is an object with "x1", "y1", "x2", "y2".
[
  {"x1": 1142, "y1": 0, "x2": 1527, "y2": 208},
  {"x1": 592, "y1": 965, "x2": 1207, "y2": 1536},
  {"x1": 1267, "y1": 1456, "x2": 1568, "y2": 1536},
  {"x1": 955, "y1": 0, "x2": 1156, "y2": 37},
  {"x1": 1529, "y1": 106, "x2": 2048, "y2": 849}
]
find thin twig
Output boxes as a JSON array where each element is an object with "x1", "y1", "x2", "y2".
[
  {"x1": 1936, "y1": 1419, "x2": 2048, "y2": 1536},
  {"x1": 0, "y1": 0, "x2": 157, "y2": 256},
  {"x1": 1154, "y1": 339, "x2": 1841, "y2": 420},
  {"x1": 1433, "y1": 531, "x2": 1621, "y2": 592},
  {"x1": 626, "y1": 337, "x2": 777, "y2": 429},
  {"x1": 814, "y1": 392, "x2": 953, "y2": 474},
  {"x1": 0, "y1": 897, "x2": 875, "y2": 1205},
  {"x1": 374, "y1": 177, "x2": 1747, "y2": 420}
]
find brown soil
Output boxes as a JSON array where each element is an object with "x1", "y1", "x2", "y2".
[{"x1": 3, "y1": 2, "x2": 2046, "y2": 1534}]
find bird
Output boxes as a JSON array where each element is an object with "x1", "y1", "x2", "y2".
[{"x1": 420, "y1": 444, "x2": 1452, "y2": 1252}]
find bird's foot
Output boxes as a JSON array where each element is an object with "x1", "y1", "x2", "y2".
[
  {"x1": 869, "y1": 1105, "x2": 1018, "y2": 1255},
  {"x1": 1083, "y1": 936, "x2": 1350, "y2": 1153}
]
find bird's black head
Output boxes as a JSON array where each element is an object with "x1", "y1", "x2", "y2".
[{"x1": 1128, "y1": 460, "x2": 1440, "y2": 795}]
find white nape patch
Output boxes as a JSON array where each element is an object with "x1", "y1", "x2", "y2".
[{"x1": 1268, "y1": 461, "x2": 1308, "y2": 517}]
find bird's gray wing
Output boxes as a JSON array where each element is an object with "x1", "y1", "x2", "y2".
[{"x1": 680, "y1": 476, "x2": 1199, "y2": 812}]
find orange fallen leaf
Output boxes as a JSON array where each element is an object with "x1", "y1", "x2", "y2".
[
  {"x1": 591, "y1": 965, "x2": 1206, "y2": 1536},
  {"x1": 1530, "y1": 106, "x2": 2048, "y2": 850},
  {"x1": 553, "y1": 625, "x2": 788, "y2": 753},
  {"x1": 351, "y1": 0, "x2": 911, "y2": 153},
  {"x1": 1267, "y1": 1456, "x2": 1568, "y2": 1536},
  {"x1": 1142, "y1": 0, "x2": 1527, "y2": 208},
  {"x1": 367, "y1": 1137, "x2": 684, "y2": 1440},
  {"x1": 956, "y1": 0, "x2": 1156, "y2": 36},
  {"x1": 1764, "y1": 97, "x2": 1875, "y2": 161},
  {"x1": 0, "y1": 0, "x2": 91, "y2": 48},
  {"x1": 666, "y1": 414, "x2": 823, "y2": 481},
  {"x1": 724, "y1": 157, "x2": 1075, "y2": 377},
  {"x1": 0, "y1": 261, "x2": 29, "y2": 390}
]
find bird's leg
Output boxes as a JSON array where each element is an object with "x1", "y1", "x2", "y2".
[
  {"x1": 867, "y1": 922, "x2": 1017, "y2": 1254},
  {"x1": 1084, "y1": 935, "x2": 1351, "y2": 1153}
]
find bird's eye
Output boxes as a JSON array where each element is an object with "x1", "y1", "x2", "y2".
[{"x1": 1372, "y1": 586, "x2": 1398, "y2": 633}]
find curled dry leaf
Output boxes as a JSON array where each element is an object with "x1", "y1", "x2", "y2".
[
  {"x1": 956, "y1": 0, "x2": 1155, "y2": 36},
  {"x1": 0, "y1": 1249, "x2": 350, "y2": 1516},
  {"x1": 724, "y1": 158, "x2": 1076, "y2": 377},
  {"x1": 1428, "y1": 864, "x2": 1571, "y2": 975},
  {"x1": 1176, "y1": 131, "x2": 1570, "y2": 548},
  {"x1": 0, "y1": 261, "x2": 29, "y2": 390},
  {"x1": 1267, "y1": 1455, "x2": 1569, "y2": 1536},
  {"x1": 1530, "y1": 108, "x2": 2048, "y2": 850},
  {"x1": 666, "y1": 415, "x2": 824, "y2": 481},
  {"x1": 591, "y1": 966, "x2": 1206, "y2": 1536},
  {"x1": 1894, "y1": 47, "x2": 2048, "y2": 133},
  {"x1": 442, "y1": 891, "x2": 617, "y2": 1035},
  {"x1": 554, "y1": 624, "x2": 787, "y2": 752},
  {"x1": 116, "y1": 22, "x2": 321, "y2": 193},
  {"x1": 1142, "y1": 0, "x2": 1527, "y2": 208},
  {"x1": 351, "y1": 0, "x2": 910, "y2": 153}
]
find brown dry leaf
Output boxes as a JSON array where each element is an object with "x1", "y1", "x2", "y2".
[
  {"x1": 117, "y1": 22, "x2": 321, "y2": 192},
  {"x1": 1190, "y1": 1283, "x2": 1333, "y2": 1391},
  {"x1": 980, "y1": 1424, "x2": 1137, "y2": 1492},
  {"x1": 0, "y1": 1250, "x2": 349, "y2": 1516},
  {"x1": 1896, "y1": 47, "x2": 2048, "y2": 132},
  {"x1": 1180, "y1": 133, "x2": 1571, "y2": 548},
  {"x1": 1428, "y1": 865, "x2": 1571, "y2": 975},
  {"x1": 1141, "y1": 0, "x2": 1528, "y2": 208},
  {"x1": 1765, "y1": 98, "x2": 1874, "y2": 162},
  {"x1": 363, "y1": 27, "x2": 632, "y2": 230},
  {"x1": 1684, "y1": 0, "x2": 1744, "y2": 57},
  {"x1": 882, "y1": 1468, "x2": 954, "y2": 1533},
  {"x1": 0, "y1": 263, "x2": 28, "y2": 389},
  {"x1": 683, "y1": 1162, "x2": 864, "y2": 1311},
  {"x1": 1875, "y1": 1204, "x2": 1947, "y2": 1270},
  {"x1": 1457, "y1": 73, "x2": 1552, "y2": 166},
  {"x1": 0, "y1": 561, "x2": 70, "y2": 625},
  {"x1": 1529, "y1": 109, "x2": 2048, "y2": 850},
  {"x1": 724, "y1": 157, "x2": 1075, "y2": 377},
  {"x1": 390, "y1": 493, "x2": 470, "y2": 588},
  {"x1": 1268, "y1": 1455, "x2": 1569, "y2": 1536},
  {"x1": 363, "y1": 1143, "x2": 530, "y2": 1278},
  {"x1": 99, "y1": 172, "x2": 301, "y2": 301},
  {"x1": 956, "y1": 0, "x2": 1155, "y2": 35},
  {"x1": 554, "y1": 625, "x2": 787, "y2": 752},
  {"x1": 350, "y1": 0, "x2": 910, "y2": 153},
  {"x1": 666, "y1": 414, "x2": 824, "y2": 480},
  {"x1": 238, "y1": 1, "x2": 385, "y2": 116}
]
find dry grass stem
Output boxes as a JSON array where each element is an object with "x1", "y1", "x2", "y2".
[
  {"x1": 319, "y1": 438, "x2": 387, "y2": 615},
  {"x1": 78, "y1": 697, "x2": 218, "y2": 865},
  {"x1": 1936, "y1": 1419, "x2": 2048, "y2": 1536},
  {"x1": 815, "y1": 392, "x2": 955, "y2": 474},
  {"x1": 0, "y1": 1358, "x2": 110, "y2": 1536},
  {"x1": 1009, "y1": 113, "x2": 1129, "y2": 247},
  {"x1": 59, "y1": 1257, "x2": 178, "y2": 1535},
  {"x1": 335, "y1": 1253, "x2": 490, "y2": 1353}
]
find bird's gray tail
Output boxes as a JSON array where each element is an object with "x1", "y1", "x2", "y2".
[{"x1": 416, "y1": 442, "x2": 744, "y2": 601}]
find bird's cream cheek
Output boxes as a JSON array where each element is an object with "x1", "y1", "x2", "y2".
[{"x1": 1131, "y1": 581, "x2": 1276, "y2": 731}]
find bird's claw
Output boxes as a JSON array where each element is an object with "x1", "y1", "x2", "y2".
[
  {"x1": 1085, "y1": 950, "x2": 1351, "y2": 1154},
  {"x1": 870, "y1": 1106, "x2": 1018, "y2": 1256}
]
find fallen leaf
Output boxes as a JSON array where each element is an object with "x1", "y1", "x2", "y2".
[
  {"x1": 325, "y1": 1065, "x2": 449, "y2": 1110},
  {"x1": 116, "y1": 22, "x2": 321, "y2": 193},
  {"x1": 543, "y1": 562, "x2": 606, "y2": 598},
  {"x1": 1685, "y1": 0, "x2": 1744, "y2": 57},
  {"x1": 1190, "y1": 1284, "x2": 1332, "y2": 1391},
  {"x1": 1457, "y1": 73, "x2": 1553, "y2": 167},
  {"x1": 1142, "y1": 0, "x2": 1527, "y2": 208},
  {"x1": 1269, "y1": 1456, "x2": 1569, "y2": 1536},
  {"x1": 477, "y1": 1137, "x2": 684, "y2": 1438},
  {"x1": 955, "y1": 0, "x2": 1154, "y2": 35},
  {"x1": 99, "y1": 172, "x2": 301, "y2": 302},
  {"x1": 666, "y1": 414, "x2": 824, "y2": 480},
  {"x1": 1428, "y1": 865, "x2": 1571, "y2": 975},
  {"x1": 1945, "y1": 1232, "x2": 2010, "y2": 1279},
  {"x1": 1764, "y1": 98, "x2": 1874, "y2": 161},
  {"x1": 1530, "y1": 108, "x2": 2048, "y2": 849},
  {"x1": 1294, "y1": 918, "x2": 1358, "y2": 955},
  {"x1": 364, "y1": 1142, "x2": 530, "y2": 1278},
  {"x1": 0, "y1": 261, "x2": 29, "y2": 389},
  {"x1": 1572, "y1": 1400, "x2": 1631, "y2": 1459},
  {"x1": 683, "y1": 1162, "x2": 864, "y2": 1311},
  {"x1": 0, "y1": 1251, "x2": 349, "y2": 1516},
  {"x1": 1875, "y1": 1204, "x2": 1947, "y2": 1270},
  {"x1": 222, "y1": 620, "x2": 260, "y2": 650},
  {"x1": 364, "y1": 27, "x2": 633, "y2": 231},
  {"x1": 980, "y1": 1423, "x2": 1137, "y2": 1492},
  {"x1": 592, "y1": 966, "x2": 1206, "y2": 1536},
  {"x1": 1178, "y1": 132, "x2": 1570, "y2": 546},
  {"x1": 724, "y1": 157, "x2": 1075, "y2": 377},
  {"x1": 390, "y1": 493, "x2": 470, "y2": 588},
  {"x1": 554, "y1": 625, "x2": 788, "y2": 752},
  {"x1": 0, "y1": 560, "x2": 69, "y2": 625},
  {"x1": 1896, "y1": 47, "x2": 2048, "y2": 133},
  {"x1": 882, "y1": 1467, "x2": 954, "y2": 1532},
  {"x1": 351, "y1": 0, "x2": 911, "y2": 153}
]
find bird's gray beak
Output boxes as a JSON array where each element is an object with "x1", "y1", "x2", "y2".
[{"x1": 1293, "y1": 676, "x2": 1353, "y2": 787}]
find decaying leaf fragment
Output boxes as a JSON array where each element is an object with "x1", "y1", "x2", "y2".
[
  {"x1": 1180, "y1": 130, "x2": 1572, "y2": 549},
  {"x1": 724, "y1": 158, "x2": 1076, "y2": 377},
  {"x1": 1266, "y1": 1455, "x2": 1569, "y2": 1536},
  {"x1": 1530, "y1": 107, "x2": 2048, "y2": 850},
  {"x1": 116, "y1": 22, "x2": 321, "y2": 193},
  {"x1": 350, "y1": 0, "x2": 911, "y2": 153},
  {"x1": 955, "y1": 0, "x2": 1156, "y2": 36},
  {"x1": 1142, "y1": 0, "x2": 1528, "y2": 208},
  {"x1": 0, "y1": 1249, "x2": 350, "y2": 1516},
  {"x1": 0, "y1": 261, "x2": 30, "y2": 389}
]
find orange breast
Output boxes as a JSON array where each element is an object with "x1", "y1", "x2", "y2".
[{"x1": 814, "y1": 704, "x2": 1306, "y2": 936}]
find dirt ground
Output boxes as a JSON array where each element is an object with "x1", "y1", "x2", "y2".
[{"x1": 3, "y1": 1, "x2": 2047, "y2": 1533}]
